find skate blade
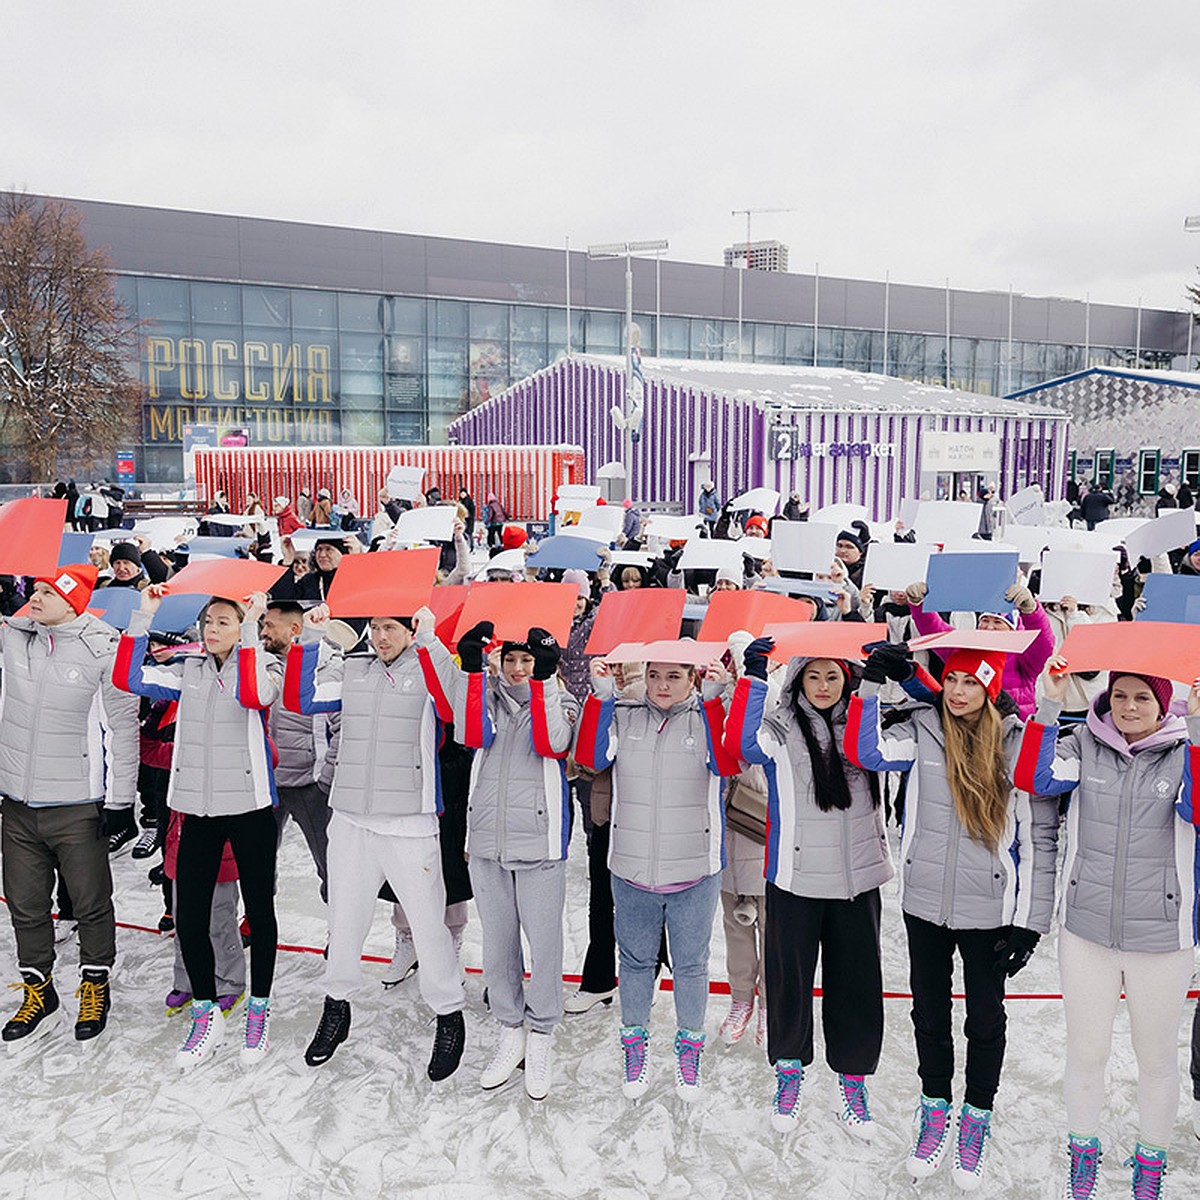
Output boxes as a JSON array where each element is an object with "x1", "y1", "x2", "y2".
[
  {"x1": 381, "y1": 962, "x2": 419, "y2": 989},
  {"x1": 480, "y1": 1061, "x2": 526, "y2": 1094},
  {"x1": 2, "y1": 1010, "x2": 63, "y2": 1053}
]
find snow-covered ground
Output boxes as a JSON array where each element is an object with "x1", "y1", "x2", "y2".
[{"x1": 2, "y1": 826, "x2": 1198, "y2": 1200}]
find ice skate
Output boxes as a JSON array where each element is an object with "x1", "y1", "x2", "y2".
[
  {"x1": 1060, "y1": 1134, "x2": 1101, "y2": 1200},
  {"x1": 907, "y1": 1094, "x2": 952, "y2": 1179},
  {"x1": 240, "y1": 996, "x2": 270, "y2": 1064},
  {"x1": 480, "y1": 1025, "x2": 526, "y2": 1091},
  {"x1": 74, "y1": 968, "x2": 111, "y2": 1041},
  {"x1": 673, "y1": 1028, "x2": 705, "y2": 1102},
  {"x1": 1124, "y1": 1142, "x2": 1166, "y2": 1200},
  {"x1": 770, "y1": 1059, "x2": 803, "y2": 1132},
  {"x1": 2, "y1": 970, "x2": 60, "y2": 1044},
  {"x1": 305, "y1": 996, "x2": 351, "y2": 1066},
  {"x1": 836, "y1": 1074, "x2": 876, "y2": 1142},
  {"x1": 427, "y1": 1011, "x2": 465, "y2": 1082},
  {"x1": 131, "y1": 826, "x2": 159, "y2": 859},
  {"x1": 620, "y1": 1025, "x2": 650, "y2": 1100},
  {"x1": 524, "y1": 1030, "x2": 553, "y2": 1100},
  {"x1": 563, "y1": 987, "x2": 615, "y2": 1014},
  {"x1": 951, "y1": 1103, "x2": 991, "y2": 1192},
  {"x1": 718, "y1": 999, "x2": 753, "y2": 1045},
  {"x1": 175, "y1": 999, "x2": 224, "y2": 1069},
  {"x1": 381, "y1": 928, "x2": 418, "y2": 988}
]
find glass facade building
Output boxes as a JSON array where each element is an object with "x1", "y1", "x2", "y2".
[{"x1": 39, "y1": 195, "x2": 1190, "y2": 483}]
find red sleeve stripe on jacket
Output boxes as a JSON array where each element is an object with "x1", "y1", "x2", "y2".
[
  {"x1": 528, "y1": 678, "x2": 567, "y2": 759},
  {"x1": 416, "y1": 645, "x2": 453, "y2": 723}
]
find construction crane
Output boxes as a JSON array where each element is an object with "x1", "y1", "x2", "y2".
[{"x1": 730, "y1": 207, "x2": 797, "y2": 359}]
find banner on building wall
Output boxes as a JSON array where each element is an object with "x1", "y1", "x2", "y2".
[{"x1": 921, "y1": 431, "x2": 1001, "y2": 473}]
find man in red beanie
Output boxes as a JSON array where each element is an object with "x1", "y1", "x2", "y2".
[{"x1": 0, "y1": 563, "x2": 139, "y2": 1045}]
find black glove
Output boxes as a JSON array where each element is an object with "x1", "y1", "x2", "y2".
[
  {"x1": 527, "y1": 626, "x2": 561, "y2": 681},
  {"x1": 993, "y1": 926, "x2": 1040, "y2": 978},
  {"x1": 457, "y1": 621, "x2": 494, "y2": 673},
  {"x1": 862, "y1": 642, "x2": 914, "y2": 685},
  {"x1": 742, "y1": 636, "x2": 774, "y2": 681},
  {"x1": 662, "y1": 545, "x2": 684, "y2": 572},
  {"x1": 100, "y1": 807, "x2": 134, "y2": 839}
]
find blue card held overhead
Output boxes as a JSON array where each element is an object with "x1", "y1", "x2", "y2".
[
  {"x1": 86, "y1": 587, "x2": 140, "y2": 630},
  {"x1": 922, "y1": 550, "x2": 1019, "y2": 615},
  {"x1": 522, "y1": 535, "x2": 603, "y2": 572},
  {"x1": 57, "y1": 531, "x2": 95, "y2": 567},
  {"x1": 180, "y1": 536, "x2": 254, "y2": 559},
  {"x1": 1136, "y1": 573, "x2": 1200, "y2": 624},
  {"x1": 150, "y1": 592, "x2": 208, "y2": 634}
]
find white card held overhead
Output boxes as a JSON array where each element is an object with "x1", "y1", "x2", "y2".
[
  {"x1": 386, "y1": 465, "x2": 425, "y2": 501},
  {"x1": 677, "y1": 538, "x2": 745, "y2": 573},
  {"x1": 771, "y1": 521, "x2": 838, "y2": 574},
  {"x1": 575, "y1": 505, "x2": 625, "y2": 536},
  {"x1": 1005, "y1": 485, "x2": 1044, "y2": 527},
  {"x1": 729, "y1": 487, "x2": 780, "y2": 515},
  {"x1": 810, "y1": 503, "x2": 871, "y2": 528},
  {"x1": 609, "y1": 550, "x2": 653, "y2": 569},
  {"x1": 555, "y1": 523, "x2": 612, "y2": 544},
  {"x1": 1122, "y1": 508, "x2": 1199, "y2": 562},
  {"x1": 392, "y1": 504, "x2": 457, "y2": 544},
  {"x1": 732, "y1": 536, "x2": 772, "y2": 562},
  {"x1": 472, "y1": 548, "x2": 527, "y2": 579},
  {"x1": 1038, "y1": 549, "x2": 1119, "y2": 607},
  {"x1": 911, "y1": 501, "x2": 982, "y2": 544},
  {"x1": 862, "y1": 541, "x2": 934, "y2": 591},
  {"x1": 644, "y1": 513, "x2": 703, "y2": 540},
  {"x1": 554, "y1": 484, "x2": 602, "y2": 513}
]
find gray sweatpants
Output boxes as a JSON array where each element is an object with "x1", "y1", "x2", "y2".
[
  {"x1": 721, "y1": 891, "x2": 765, "y2": 1005},
  {"x1": 274, "y1": 782, "x2": 331, "y2": 901},
  {"x1": 171, "y1": 880, "x2": 245, "y2": 997},
  {"x1": 468, "y1": 857, "x2": 565, "y2": 1034}
]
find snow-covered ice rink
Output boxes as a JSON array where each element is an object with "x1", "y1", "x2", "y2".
[{"x1": 2, "y1": 825, "x2": 1198, "y2": 1200}]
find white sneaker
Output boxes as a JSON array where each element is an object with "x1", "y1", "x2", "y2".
[
  {"x1": 755, "y1": 1004, "x2": 768, "y2": 1050},
  {"x1": 563, "y1": 987, "x2": 615, "y2": 1014},
  {"x1": 524, "y1": 1030, "x2": 553, "y2": 1100},
  {"x1": 240, "y1": 996, "x2": 270, "y2": 1065},
  {"x1": 381, "y1": 929, "x2": 418, "y2": 988},
  {"x1": 719, "y1": 999, "x2": 754, "y2": 1045},
  {"x1": 480, "y1": 1025, "x2": 526, "y2": 1090},
  {"x1": 175, "y1": 1000, "x2": 224, "y2": 1069}
]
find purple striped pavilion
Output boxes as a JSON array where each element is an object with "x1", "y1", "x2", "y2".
[{"x1": 447, "y1": 355, "x2": 1071, "y2": 518}]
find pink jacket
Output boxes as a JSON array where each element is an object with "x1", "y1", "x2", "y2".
[{"x1": 909, "y1": 600, "x2": 1054, "y2": 718}]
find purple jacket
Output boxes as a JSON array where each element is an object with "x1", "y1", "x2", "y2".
[{"x1": 909, "y1": 600, "x2": 1054, "y2": 718}]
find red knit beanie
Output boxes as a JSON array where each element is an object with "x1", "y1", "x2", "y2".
[
  {"x1": 501, "y1": 524, "x2": 527, "y2": 550},
  {"x1": 943, "y1": 648, "x2": 1007, "y2": 703},
  {"x1": 1107, "y1": 672, "x2": 1172, "y2": 717},
  {"x1": 35, "y1": 563, "x2": 99, "y2": 616}
]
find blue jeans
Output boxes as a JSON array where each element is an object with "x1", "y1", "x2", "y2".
[{"x1": 612, "y1": 872, "x2": 720, "y2": 1032}]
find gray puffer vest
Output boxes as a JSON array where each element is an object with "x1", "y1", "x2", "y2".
[
  {"x1": 607, "y1": 696, "x2": 725, "y2": 888},
  {"x1": 757, "y1": 692, "x2": 893, "y2": 900},
  {"x1": 0, "y1": 614, "x2": 139, "y2": 808}
]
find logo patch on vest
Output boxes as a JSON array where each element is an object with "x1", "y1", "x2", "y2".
[{"x1": 1153, "y1": 777, "x2": 1173, "y2": 797}]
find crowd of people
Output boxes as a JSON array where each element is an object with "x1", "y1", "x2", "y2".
[{"x1": 1, "y1": 476, "x2": 1199, "y2": 1200}]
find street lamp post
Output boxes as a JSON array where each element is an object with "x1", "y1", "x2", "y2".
[{"x1": 587, "y1": 238, "x2": 669, "y2": 502}]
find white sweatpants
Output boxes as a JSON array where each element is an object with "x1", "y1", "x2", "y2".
[
  {"x1": 1059, "y1": 926, "x2": 1196, "y2": 1147},
  {"x1": 323, "y1": 815, "x2": 464, "y2": 1015}
]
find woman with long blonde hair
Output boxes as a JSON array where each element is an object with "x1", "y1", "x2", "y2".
[{"x1": 846, "y1": 643, "x2": 1058, "y2": 1191}]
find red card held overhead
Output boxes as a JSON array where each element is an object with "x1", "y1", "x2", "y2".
[
  {"x1": 0, "y1": 498, "x2": 69, "y2": 578},
  {"x1": 909, "y1": 629, "x2": 1038, "y2": 655},
  {"x1": 585, "y1": 589, "x2": 687, "y2": 656},
  {"x1": 323, "y1": 547, "x2": 439, "y2": 618},
  {"x1": 427, "y1": 584, "x2": 468, "y2": 649},
  {"x1": 1056, "y1": 622, "x2": 1200, "y2": 686},
  {"x1": 604, "y1": 640, "x2": 720, "y2": 666},
  {"x1": 162, "y1": 558, "x2": 287, "y2": 600},
  {"x1": 696, "y1": 590, "x2": 815, "y2": 644},
  {"x1": 760, "y1": 622, "x2": 891, "y2": 664},
  {"x1": 451, "y1": 581, "x2": 579, "y2": 649}
]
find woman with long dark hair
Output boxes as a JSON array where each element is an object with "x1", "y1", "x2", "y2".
[
  {"x1": 724, "y1": 643, "x2": 892, "y2": 1137},
  {"x1": 845, "y1": 643, "x2": 1057, "y2": 1190}
]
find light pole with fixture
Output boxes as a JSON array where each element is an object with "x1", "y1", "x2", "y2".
[{"x1": 586, "y1": 238, "x2": 669, "y2": 501}]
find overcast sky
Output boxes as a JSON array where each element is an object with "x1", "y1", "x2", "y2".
[{"x1": 7, "y1": 1, "x2": 1199, "y2": 311}]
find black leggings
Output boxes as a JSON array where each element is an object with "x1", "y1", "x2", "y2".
[
  {"x1": 904, "y1": 912, "x2": 1008, "y2": 1111},
  {"x1": 176, "y1": 807, "x2": 278, "y2": 1001}
]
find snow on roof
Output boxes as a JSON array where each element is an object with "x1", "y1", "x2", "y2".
[
  {"x1": 1008, "y1": 364, "x2": 1200, "y2": 397},
  {"x1": 578, "y1": 354, "x2": 1068, "y2": 419}
]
